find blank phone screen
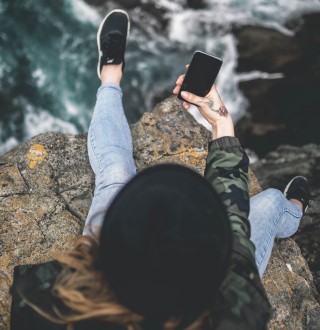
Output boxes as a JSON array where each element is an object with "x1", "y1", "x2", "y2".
[{"x1": 179, "y1": 51, "x2": 222, "y2": 99}]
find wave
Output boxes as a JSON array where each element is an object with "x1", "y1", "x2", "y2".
[{"x1": 1, "y1": 0, "x2": 320, "y2": 154}]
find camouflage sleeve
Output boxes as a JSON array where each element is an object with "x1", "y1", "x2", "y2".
[
  {"x1": 204, "y1": 137, "x2": 271, "y2": 328},
  {"x1": 204, "y1": 137, "x2": 255, "y2": 258},
  {"x1": 10, "y1": 262, "x2": 65, "y2": 330}
]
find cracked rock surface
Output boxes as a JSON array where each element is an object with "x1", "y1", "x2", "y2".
[
  {"x1": 0, "y1": 96, "x2": 319, "y2": 329},
  {"x1": 0, "y1": 132, "x2": 92, "y2": 328}
]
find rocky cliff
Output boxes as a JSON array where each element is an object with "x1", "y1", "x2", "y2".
[
  {"x1": 0, "y1": 96, "x2": 319, "y2": 329},
  {"x1": 252, "y1": 144, "x2": 320, "y2": 296},
  {"x1": 234, "y1": 12, "x2": 320, "y2": 157}
]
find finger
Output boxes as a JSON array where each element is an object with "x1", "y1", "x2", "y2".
[
  {"x1": 172, "y1": 85, "x2": 180, "y2": 94},
  {"x1": 175, "y1": 74, "x2": 185, "y2": 86},
  {"x1": 182, "y1": 101, "x2": 190, "y2": 110},
  {"x1": 180, "y1": 91, "x2": 203, "y2": 107},
  {"x1": 185, "y1": 64, "x2": 189, "y2": 69}
]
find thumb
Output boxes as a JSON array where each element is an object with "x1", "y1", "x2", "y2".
[{"x1": 181, "y1": 91, "x2": 203, "y2": 106}]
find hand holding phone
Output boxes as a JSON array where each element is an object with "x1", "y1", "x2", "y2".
[
  {"x1": 177, "y1": 51, "x2": 222, "y2": 102},
  {"x1": 173, "y1": 51, "x2": 235, "y2": 139}
]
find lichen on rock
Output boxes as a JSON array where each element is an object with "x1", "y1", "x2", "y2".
[{"x1": 0, "y1": 96, "x2": 319, "y2": 329}]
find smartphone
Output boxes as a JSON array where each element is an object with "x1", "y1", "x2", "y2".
[{"x1": 178, "y1": 51, "x2": 223, "y2": 102}]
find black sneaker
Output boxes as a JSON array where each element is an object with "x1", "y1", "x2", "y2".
[
  {"x1": 284, "y1": 176, "x2": 310, "y2": 213},
  {"x1": 97, "y1": 9, "x2": 130, "y2": 78}
]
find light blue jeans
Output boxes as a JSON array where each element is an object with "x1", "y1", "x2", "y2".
[{"x1": 84, "y1": 83, "x2": 303, "y2": 277}]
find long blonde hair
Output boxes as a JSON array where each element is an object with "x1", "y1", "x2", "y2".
[{"x1": 36, "y1": 236, "x2": 212, "y2": 329}]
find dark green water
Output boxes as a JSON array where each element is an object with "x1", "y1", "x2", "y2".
[
  {"x1": 0, "y1": 0, "x2": 191, "y2": 153},
  {"x1": 1, "y1": 0, "x2": 320, "y2": 153}
]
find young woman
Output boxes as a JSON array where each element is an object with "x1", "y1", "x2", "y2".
[{"x1": 11, "y1": 9, "x2": 309, "y2": 330}]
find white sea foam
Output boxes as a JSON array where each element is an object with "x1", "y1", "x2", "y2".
[
  {"x1": 168, "y1": 0, "x2": 320, "y2": 43},
  {"x1": 63, "y1": 98, "x2": 90, "y2": 130},
  {"x1": 0, "y1": 137, "x2": 19, "y2": 155},
  {"x1": 64, "y1": 98, "x2": 79, "y2": 116},
  {"x1": 237, "y1": 71, "x2": 285, "y2": 82},
  {"x1": 69, "y1": 0, "x2": 101, "y2": 26},
  {"x1": 0, "y1": 108, "x2": 78, "y2": 154},
  {"x1": 214, "y1": 34, "x2": 247, "y2": 122},
  {"x1": 156, "y1": 0, "x2": 183, "y2": 12},
  {"x1": 168, "y1": 0, "x2": 320, "y2": 44},
  {"x1": 206, "y1": 0, "x2": 320, "y2": 33},
  {"x1": 32, "y1": 68, "x2": 47, "y2": 88},
  {"x1": 24, "y1": 109, "x2": 78, "y2": 138}
]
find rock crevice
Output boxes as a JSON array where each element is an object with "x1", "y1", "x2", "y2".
[{"x1": 0, "y1": 97, "x2": 319, "y2": 329}]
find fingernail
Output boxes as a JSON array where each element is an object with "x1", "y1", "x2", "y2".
[{"x1": 181, "y1": 91, "x2": 188, "y2": 98}]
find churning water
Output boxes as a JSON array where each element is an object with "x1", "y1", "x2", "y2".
[{"x1": 1, "y1": 0, "x2": 320, "y2": 154}]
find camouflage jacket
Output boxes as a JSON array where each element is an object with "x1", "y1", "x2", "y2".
[{"x1": 10, "y1": 136, "x2": 271, "y2": 330}]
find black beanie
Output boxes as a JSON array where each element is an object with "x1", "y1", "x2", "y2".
[{"x1": 99, "y1": 164, "x2": 232, "y2": 317}]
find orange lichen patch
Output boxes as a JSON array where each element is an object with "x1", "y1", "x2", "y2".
[
  {"x1": 181, "y1": 148, "x2": 207, "y2": 164},
  {"x1": 188, "y1": 148, "x2": 202, "y2": 158},
  {"x1": 0, "y1": 253, "x2": 12, "y2": 271},
  {"x1": 27, "y1": 144, "x2": 48, "y2": 169}
]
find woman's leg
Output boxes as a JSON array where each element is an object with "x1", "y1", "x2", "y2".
[
  {"x1": 249, "y1": 188, "x2": 303, "y2": 277},
  {"x1": 84, "y1": 10, "x2": 134, "y2": 239},
  {"x1": 83, "y1": 79, "x2": 136, "y2": 239}
]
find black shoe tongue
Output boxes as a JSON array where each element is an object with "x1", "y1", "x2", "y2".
[
  {"x1": 101, "y1": 32, "x2": 124, "y2": 61},
  {"x1": 102, "y1": 31, "x2": 123, "y2": 46}
]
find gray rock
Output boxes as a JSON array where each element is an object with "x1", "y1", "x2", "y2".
[
  {"x1": 234, "y1": 13, "x2": 320, "y2": 157},
  {"x1": 0, "y1": 97, "x2": 319, "y2": 329},
  {"x1": 252, "y1": 143, "x2": 320, "y2": 298},
  {"x1": 0, "y1": 133, "x2": 93, "y2": 328},
  {"x1": 264, "y1": 239, "x2": 320, "y2": 329}
]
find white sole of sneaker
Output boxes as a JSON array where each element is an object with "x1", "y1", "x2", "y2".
[
  {"x1": 96, "y1": 9, "x2": 131, "y2": 79},
  {"x1": 283, "y1": 175, "x2": 309, "y2": 213},
  {"x1": 283, "y1": 175, "x2": 307, "y2": 197}
]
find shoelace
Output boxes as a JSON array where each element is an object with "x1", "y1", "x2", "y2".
[{"x1": 101, "y1": 32, "x2": 123, "y2": 60}]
